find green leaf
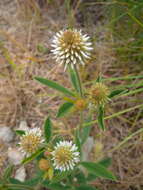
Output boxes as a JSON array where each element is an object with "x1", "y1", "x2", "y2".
[
  {"x1": 15, "y1": 130, "x2": 25, "y2": 136},
  {"x1": 3, "y1": 165, "x2": 14, "y2": 181},
  {"x1": 87, "y1": 158, "x2": 112, "y2": 181},
  {"x1": 109, "y1": 89, "x2": 128, "y2": 98},
  {"x1": 98, "y1": 105, "x2": 105, "y2": 131},
  {"x1": 35, "y1": 77, "x2": 75, "y2": 97},
  {"x1": 68, "y1": 66, "x2": 80, "y2": 93},
  {"x1": 75, "y1": 170, "x2": 86, "y2": 184},
  {"x1": 81, "y1": 116, "x2": 92, "y2": 145},
  {"x1": 57, "y1": 102, "x2": 74, "y2": 118},
  {"x1": 81, "y1": 162, "x2": 116, "y2": 181},
  {"x1": 37, "y1": 44, "x2": 49, "y2": 54},
  {"x1": 75, "y1": 185, "x2": 99, "y2": 190},
  {"x1": 52, "y1": 171, "x2": 71, "y2": 183},
  {"x1": 99, "y1": 158, "x2": 112, "y2": 168},
  {"x1": 44, "y1": 117, "x2": 52, "y2": 143},
  {"x1": 9, "y1": 178, "x2": 23, "y2": 185},
  {"x1": 75, "y1": 129, "x2": 81, "y2": 153},
  {"x1": 22, "y1": 148, "x2": 44, "y2": 164},
  {"x1": 96, "y1": 76, "x2": 102, "y2": 83}
]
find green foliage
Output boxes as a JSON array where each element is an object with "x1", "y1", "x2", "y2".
[
  {"x1": 15, "y1": 130, "x2": 25, "y2": 136},
  {"x1": 22, "y1": 148, "x2": 45, "y2": 164},
  {"x1": 51, "y1": 171, "x2": 72, "y2": 183},
  {"x1": 80, "y1": 116, "x2": 92, "y2": 145},
  {"x1": 81, "y1": 162, "x2": 116, "y2": 181},
  {"x1": 97, "y1": 105, "x2": 105, "y2": 131},
  {"x1": 44, "y1": 117, "x2": 52, "y2": 143},
  {"x1": 75, "y1": 185, "x2": 99, "y2": 190},
  {"x1": 86, "y1": 158, "x2": 112, "y2": 181},
  {"x1": 3, "y1": 165, "x2": 14, "y2": 182},
  {"x1": 35, "y1": 77, "x2": 75, "y2": 97},
  {"x1": 57, "y1": 102, "x2": 74, "y2": 118},
  {"x1": 37, "y1": 44, "x2": 49, "y2": 54},
  {"x1": 109, "y1": 89, "x2": 128, "y2": 98},
  {"x1": 68, "y1": 65, "x2": 81, "y2": 94}
]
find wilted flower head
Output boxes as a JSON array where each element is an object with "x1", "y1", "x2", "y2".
[
  {"x1": 89, "y1": 82, "x2": 110, "y2": 105},
  {"x1": 19, "y1": 128, "x2": 43, "y2": 156},
  {"x1": 51, "y1": 29, "x2": 93, "y2": 70},
  {"x1": 52, "y1": 141, "x2": 80, "y2": 171}
]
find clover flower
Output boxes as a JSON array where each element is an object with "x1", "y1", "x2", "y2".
[
  {"x1": 19, "y1": 128, "x2": 43, "y2": 156},
  {"x1": 51, "y1": 29, "x2": 93, "y2": 70},
  {"x1": 52, "y1": 141, "x2": 80, "y2": 171},
  {"x1": 89, "y1": 83, "x2": 110, "y2": 105}
]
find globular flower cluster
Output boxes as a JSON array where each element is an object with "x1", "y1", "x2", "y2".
[
  {"x1": 52, "y1": 141, "x2": 80, "y2": 171},
  {"x1": 89, "y1": 82, "x2": 110, "y2": 105},
  {"x1": 51, "y1": 29, "x2": 93, "y2": 70},
  {"x1": 19, "y1": 128, "x2": 44, "y2": 156}
]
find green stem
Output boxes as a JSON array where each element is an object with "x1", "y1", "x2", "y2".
[
  {"x1": 5, "y1": 184, "x2": 34, "y2": 190},
  {"x1": 83, "y1": 103, "x2": 143, "y2": 127},
  {"x1": 74, "y1": 65, "x2": 83, "y2": 97}
]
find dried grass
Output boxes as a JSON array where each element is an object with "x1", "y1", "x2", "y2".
[{"x1": 0, "y1": 0, "x2": 143, "y2": 189}]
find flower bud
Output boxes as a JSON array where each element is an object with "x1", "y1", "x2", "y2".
[
  {"x1": 75, "y1": 99, "x2": 87, "y2": 111},
  {"x1": 39, "y1": 159, "x2": 50, "y2": 171}
]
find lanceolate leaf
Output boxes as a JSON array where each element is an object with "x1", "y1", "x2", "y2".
[
  {"x1": 15, "y1": 130, "x2": 25, "y2": 136},
  {"x1": 98, "y1": 105, "x2": 105, "y2": 131},
  {"x1": 99, "y1": 157, "x2": 112, "y2": 168},
  {"x1": 44, "y1": 117, "x2": 52, "y2": 143},
  {"x1": 81, "y1": 162, "x2": 116, "y2": 181},
  {"x1": 52, "y1": 171, "x2": 71, "y2": 183},
  {"x1": 75, "y1": 129, "x2": 81, "y2": 153},
  {"x1": 68, "y1": 66, "x2": 80, "y2": 94},
  {"x1": 35, "y1": 77, "x2": 75, "y2": 97},
  {"x1": 3, "y1": 165, "x2": 14, "y2": 181},
  {"x1": 22, "y1": 148, "x2": 44, "y2": 164},
  {"x1": 81, "y1": 116, "x2": 92, "y2": 145},
  {"x1": 57, "y1": 102, "x2": 74, "y2": 118},
  {"x1": 109, "y1": 89, "x2": 128, "y2": 98},
  {"x1": 75, "y1": 185, "x2": 99, "y2": 190},
  {"x1": 96, "y1": 76, "x2": 102, "y2": 83},
  {"x1": 87, "y1": 158, "x2": 112, "y2": 181}
]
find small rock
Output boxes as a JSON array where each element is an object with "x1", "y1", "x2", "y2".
[
  {"x1": 18, "y1": 120, "x2": 29, "y2": 131},
  {"x1": 82, "y1": 137, "x2": 94, "y2": 161},
  {"x1": 0, "y1": 126, "x2": 14, "y2": 142},
  {"x1": 15, "y1": 166, "x2": 26, "y2": 182},
  {"x1": 8, "y1": 148, "x2": 24, "y2": 165}
]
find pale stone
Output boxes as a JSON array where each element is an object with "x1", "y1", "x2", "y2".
[
  {"x1": 18, "y1": 120, "x2": 29, "y2": 131},
  {"x1": 15, "y1": 166, "x2": 26, "y2": 182},
  {"x1": 0, "y1": 126, "x2": 14, "y2": 142},
  {"x1": 8, "y1": 148, "x2": 24, "y2": 165},
  {"x1": 82, "y1": 137, "x2": 94, "y2": 161}
]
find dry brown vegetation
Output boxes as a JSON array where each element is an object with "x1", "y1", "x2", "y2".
[{"x1": 0, "y1": 0, "x2": 143, "y2": 189}]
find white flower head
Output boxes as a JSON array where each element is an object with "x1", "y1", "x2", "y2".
[
  {"x1": 19, "y1": 128, "x2": 44, "y2": 156},
  {"x1": 51, "y1": 29, "x2": 93, "y2": 70},
  {"x1": 52, "y1": 141, "x2": 80, "y2": 171}
]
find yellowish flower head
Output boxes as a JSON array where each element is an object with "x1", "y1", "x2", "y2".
[
  {"x1": 51, "y1": 29, "x2": 93, "y2": 70},
  {"x1": 89, "y1": 83, "x2": 110, "y2": 105},
  {"x1": 19, "y1": 128, "x2": 43, "y2": 156},
  {"x1": 52, "y1": 141, "x2": 80, "y2": 171}
]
